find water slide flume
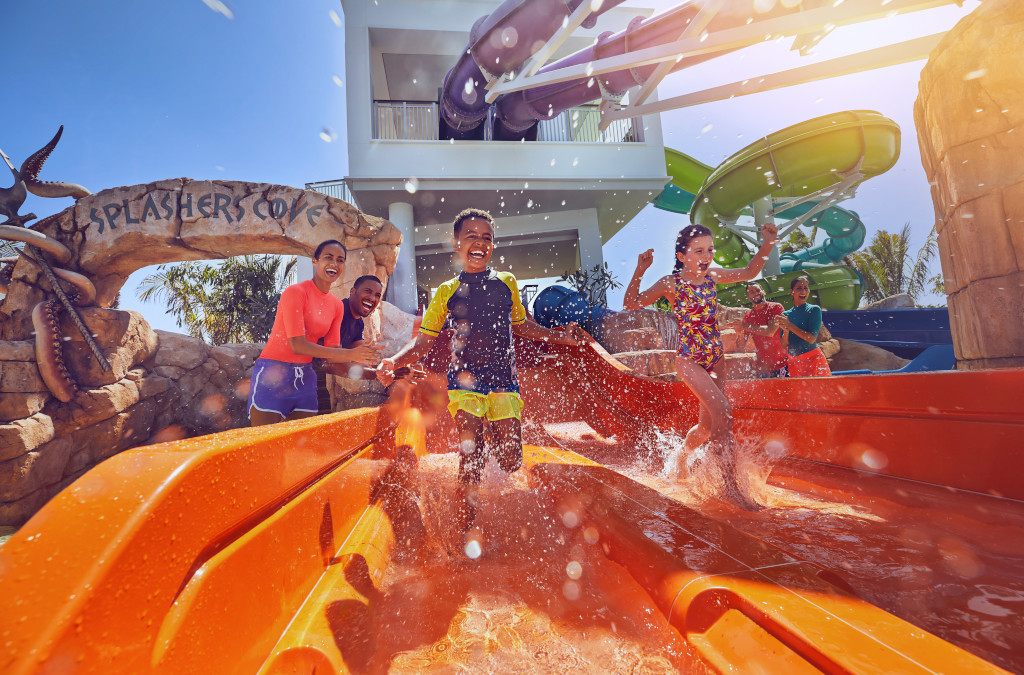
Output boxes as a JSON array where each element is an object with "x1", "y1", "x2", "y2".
[
  {"x1": 441, "y1": 0, "x2": 825, "y2": 140},
  {"x1": 0, "y1": 333, "x2": 1018, "y2": 673},
  {"x1": 691, "y1": 110, "x2": 897, "y2": 266},
  {"x1": 439, "y1": 0, "x2": 630, "y2": 139},
  {"x1": 652, "y1": 111, "x2": 895, "y2": 309}
]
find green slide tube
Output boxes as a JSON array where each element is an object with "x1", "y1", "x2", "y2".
[
  {"x1": 775, "y1": 201, "x2": 867, "y2": 272},
  {"x1": 690, "y1": 110, "x2": 900, "y2": 268},
  {"x1": 652, "y1": 148, "x2": 713, "y2": 214},
  {"x1": 716, "y1": 265, "x2": 863, "y2": 311}
]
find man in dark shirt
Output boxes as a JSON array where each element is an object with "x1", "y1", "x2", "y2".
[{"x1": 321, "y1": 275, "x2": 385, "y2": 380}]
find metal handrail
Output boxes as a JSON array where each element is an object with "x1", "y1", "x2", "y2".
[{"x1": 370, "y1": 100, "x2": 644, "y2": 143}]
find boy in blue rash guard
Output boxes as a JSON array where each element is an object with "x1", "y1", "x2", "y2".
[{"x1": 378, "y1": 208, "x2": 584, "y2": 539}]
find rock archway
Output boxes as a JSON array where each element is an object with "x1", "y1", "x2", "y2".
[
  {"x1": 1, "y1": 179, "x2": 401, "y2": 340},
  {"x1": 0, "y1": 179, "x2": 401, "y2": 525}
]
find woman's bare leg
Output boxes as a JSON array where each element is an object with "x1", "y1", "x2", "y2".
[{"x1": 249, "y1": 405, "x2": 285, "y2": 427}]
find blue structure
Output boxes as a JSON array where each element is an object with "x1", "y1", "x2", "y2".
[
  {"x1": 832, "y1": 344, "x2": 955, "y2": 375},
  {"x1": 533, "y1": 285, "x2": 614, "y2": 340},
  {"x1": 822, "y1": 308, "x2": 952, "y2": 359}
]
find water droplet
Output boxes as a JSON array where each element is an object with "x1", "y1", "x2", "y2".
[
  {"x1": 465, "y1": 539, "x2": 482, "y2": 559},
  {"x1": 201, "y1": 0, "x2": 233, "y2": 19},
  {"x1": 501, "y1": 26, "x2": 519, "y2": 47}
]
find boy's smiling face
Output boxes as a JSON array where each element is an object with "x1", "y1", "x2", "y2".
[{"x1": 454, "y1": 217, "x2": 494, "y2": 273}]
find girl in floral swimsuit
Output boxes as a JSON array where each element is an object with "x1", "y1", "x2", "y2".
[
  {"x1": 673, "y1": 269, "x2": 725, "y2": 371},
  {"x1": 623, "y1": 223, "x2": 778, "y2": 508}
]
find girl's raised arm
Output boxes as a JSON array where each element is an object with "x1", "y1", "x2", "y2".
[
  {"x1": 624, "y1": 249, "x2": 673, "y2": 311},
  {"x1": 712, "y1": 223, "x2": 779, "y2": 284}
]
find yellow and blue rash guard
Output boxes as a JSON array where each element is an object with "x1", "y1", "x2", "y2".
[{"x1": 420, "y1": 269, "x2": 527, "y2": 394}]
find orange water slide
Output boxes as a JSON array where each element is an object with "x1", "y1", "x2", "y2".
[{"x1": 0, "y1": 334, "x2": 1020, "y2": 673}]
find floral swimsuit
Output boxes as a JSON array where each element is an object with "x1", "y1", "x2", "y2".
[{"x1": 672, "y1": 271, "x2": 724, "y2": 372}]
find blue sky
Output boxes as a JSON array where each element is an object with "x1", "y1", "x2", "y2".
[{"x1": 2, "y1": 0, "x2": 977, "y2": 331}]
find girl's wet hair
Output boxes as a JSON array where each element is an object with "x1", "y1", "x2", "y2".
[
  {"x1": 673, "y1": 225, "x2": 714, "y2": 271},
  {"x1": 314, "y1": 240, "x2": 347, "y2": 259},
  {"x1": 790, "y1": 275, "x2": 810, "y2": 290}
]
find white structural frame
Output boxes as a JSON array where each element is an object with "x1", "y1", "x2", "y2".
[
  {"x1": 484, "y1": 0, "x2": 963, "y2": 109},
  {"x1": 603, "y1": 32, "x2": 945, "y2": 123}
]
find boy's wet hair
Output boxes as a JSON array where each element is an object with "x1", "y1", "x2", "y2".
[
  {"x1": 314, "y1": 239, "x2": 347, "y2": 259},
  {"x1": 673, "y1": 225, "x2": 714, "y2": 271},
  {"x1": 453, "y1": 208, "x2": 495, "y2": 236},
  {"x1": 352, "y1": 275, "x2": 382, "y2": 290},
  {"x1": 790, "y1": 275, "x2": 810, "y2": 290}
]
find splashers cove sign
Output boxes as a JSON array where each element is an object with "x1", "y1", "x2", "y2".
[{"x1": 84, "y1": 186, "x2": 327, "y2": 235}]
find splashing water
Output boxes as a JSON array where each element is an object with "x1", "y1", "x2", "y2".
[{"x1": 372, "y1": 453, "x2": 703, "y2": 674}]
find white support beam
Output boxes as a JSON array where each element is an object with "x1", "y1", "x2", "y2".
[
  {"x1": 599, "y1": 0, "x2": 723, "y2": 132},
  {"x1": 631, "y1": 0, "x2": 724, "y2": 107},
  {"x1": 604, "y1": 33, "x2": 945, "y2": 121},
  {"x1": 772, "y1": 171, "x2": 864, "y2": 239},
  {"x1": 485, "y1": 0, "x2": 960, "y2": 98}
]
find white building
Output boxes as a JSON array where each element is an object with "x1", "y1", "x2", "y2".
[{"x1": 309, "y1": 0, "x2": 668, "y2": 313}]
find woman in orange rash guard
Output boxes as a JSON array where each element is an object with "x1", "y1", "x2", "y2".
[{"x1": 247, "y1": 240, "x2": 381, "y2": 426}]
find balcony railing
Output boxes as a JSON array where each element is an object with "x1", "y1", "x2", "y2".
[
  {"x1": 305, "y1": 179, "x2": 358, "y2": 208},
  {"x1": 372, "y1": 100, "x2": 644, "y2": 143}
]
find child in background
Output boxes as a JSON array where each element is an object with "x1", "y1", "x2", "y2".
[
  {"x1": 378, "y1": 208, "x2": 583, "y2": 539},
  {"x1": 773, "y1": 275, "x2": 832, "y2": 377},
  {"x1": 624, "y1": 223, "x2": 778, "y2": 508}
]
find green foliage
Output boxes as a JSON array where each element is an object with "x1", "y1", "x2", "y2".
[
  {"x1": 559, "y1": 262, "x2": 621, "y2": 308},
  {"x1": 653, "y1": 296, "x2": 672, "y2": 314},
  {"x1": 843, "y1": 223, "x2": 937, "y2": 305},
  {"x1": 137, "y1": 255, "x2": 297, "y2": 345},
  {"x1": 779, "y1": 227, "x2": 814, "y2": 255},
  {"x1": 0, "y1": 239, "x2": 21, "y2": 257}
]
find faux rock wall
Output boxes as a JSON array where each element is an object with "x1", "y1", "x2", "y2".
[
  {"x1": 915, "y1": 0, "x2": 1024, "y2": 369},
  {"x1": 0, "y1": 178, "x2": 403, "y2": 525},
  {"x1": 0, "y1": 314, "x2": 260, "y2": 526}
]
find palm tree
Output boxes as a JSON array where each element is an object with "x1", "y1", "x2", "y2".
[
  {"x1": 137, "y1": 255, "x2": 297, "y2": 345},
  {"x1": 843, "y1": 223, "x2": 937, "y2": 304},
  {"x1": 1, "y1": 239, "x2": 21, "y2": 258}
]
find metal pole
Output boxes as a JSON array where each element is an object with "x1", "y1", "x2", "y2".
[
  {"x1": 753, "y1": 198, "x2": 781, "y2": 277},
  {"x1": 27, "y1": 244, "x2": 111, "y2": 371}
]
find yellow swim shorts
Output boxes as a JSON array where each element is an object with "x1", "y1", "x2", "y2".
[{"x1": 447, "y1": 390, "x2": 524, "y2": 421}]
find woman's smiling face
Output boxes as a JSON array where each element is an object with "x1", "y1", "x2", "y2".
[
  {"x1": 312, "y1": 243, "x2": 346, "y2": 289},
  {"x1": 790, "y1": 278, "x2": 810, "y2": 306}
]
